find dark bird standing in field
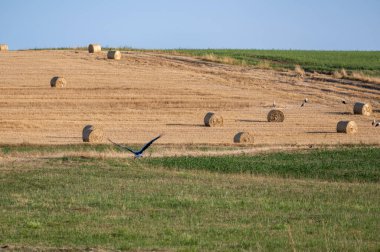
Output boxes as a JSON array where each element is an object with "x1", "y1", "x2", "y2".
[
  {"x1": 372, "y1": 119, "x2": 380, "y2": 127},
  {"x1": 109, "y1": 135, "x2": 162, "y2": 158},
  {"x1": 301, "y1": 98, "x2": 309, "y2": 107}
]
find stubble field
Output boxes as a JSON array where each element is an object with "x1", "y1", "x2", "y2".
[{"x1": 0, "y1": 50, "x2": 379, "y2": 154}]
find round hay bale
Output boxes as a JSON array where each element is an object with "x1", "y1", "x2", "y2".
[
  {"x1": 88, "y1": 44, "x2": 101, "y2": 53},
  {"x1": 0, "y1": 44, "x2": 9, "y2": 51},
  {"x1": 204, "y1": 112, "x2": 223, "y2": 127},
  {"x1": 267, "y1": 109, "x2": 285, "y2": 122},
  {"x1": 82, "y1": 125, "x2": 104, "y2": 143},
  {"x1": 353, "y1": 102, "x2": 372, "y2": 116},
  {"x1": 50, "y1": 76, "x2": 67, "y2": 88},
  {"x1": 336, "y1": 121, "x2": 358, "y2": 134},
  {"x1": 107, "y1": 50, "x2": 121, "y2": 60},
  {"x1": 234, "y1": 132, "x2": 254, "y2": 144}
]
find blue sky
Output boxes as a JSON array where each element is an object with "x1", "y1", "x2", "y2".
[{"x1": 1, "y1": 0, "x2": 379, "y2": 50}]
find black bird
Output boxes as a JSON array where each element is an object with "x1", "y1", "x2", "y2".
[
  {"x1": 301, "y1": 98, "x2": 309, "y2": 107},
  {"x1": 342, "y1": 100, "x2": 347, "y2": 104},
  {"x1": 109, "y1": 135, "x2": 162, "y2": 158}
]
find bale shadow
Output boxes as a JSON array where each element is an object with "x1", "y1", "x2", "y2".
[
  {"x1": 46, "y1": 136, "x2": 82, "y2": 139},
  {"x1": 373, "y1": 109, "x2": 380, "y2": 114},
  {"x1": 306, "y1": 131, "x2": 336, "y2": 134},
  {"x1": 166, "y1": 123, "x2": 204, "y2": 127},
  {"x1": 325, "y1": 112, "x2": 352, "y2": 115},
  {"x1": 236, "y1": 119, "x2": 267, "y2": 123}
]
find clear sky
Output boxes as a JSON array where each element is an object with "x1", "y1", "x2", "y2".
[{"x1": 1, "y1": 0, "x2": 379, "y2": 50}]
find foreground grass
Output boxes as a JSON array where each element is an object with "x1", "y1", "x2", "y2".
[{"x1": 0, "y1": 147, "x2": 379, "y2": 251}]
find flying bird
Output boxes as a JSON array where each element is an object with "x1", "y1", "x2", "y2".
[
  {"x1": 108, "y1": 135, "x2": 162, "y2": 158},
  {"x1": 301, "y1": 98, "x2": 309, "y2": 107}
]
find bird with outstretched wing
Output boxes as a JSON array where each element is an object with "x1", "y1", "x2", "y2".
[{"x1": 108, "y1": 135, "x2": 162, "y2": 158}]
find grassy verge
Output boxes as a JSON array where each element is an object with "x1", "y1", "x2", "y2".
[
  {"x1": 143, "y1": 147, "x2": 380, "y2": 183},
  {"x1": 0, "y1": 143, "x2": 241, "y2": 157},
  {"x1": 0, "y1": 147, "x2": 379, "y2": 251},
  {"x1": 0, "y1": 144, "x2": 112, "y2": 155}
]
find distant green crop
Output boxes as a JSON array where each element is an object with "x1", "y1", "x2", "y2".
[{"x1": 159, "y1": 49, "x2": 380, "y2": 76}]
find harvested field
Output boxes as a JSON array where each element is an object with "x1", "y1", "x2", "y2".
[{"x1": 0, "y1": 50, "x2": 379, "y2": 151}]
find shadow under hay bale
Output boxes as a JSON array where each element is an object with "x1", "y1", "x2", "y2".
[
  {"x1": 204, "y1": 112, "x2": 223, "y2": 127},
  {"x1": 306, "y1": 131, "x2": 336, "y2": 134},
  {"x1": 236, "y1": 119, "x2": 267, "y2": 123},
  {"x1": 267, "y1": 109, "x2": 285, "y2": 122},
  {"x1": 82, "y1": 125, "x2": 104, "y2": 143},
  {"x1": 88, "y1": 44, "x2": 101, "y2": 53},
  {"x1": 353, "y1": 102, "x2": 372, "y2": 116},
  {"x1": 107, "y1": 50, "x2": 121, "y2": 60},
  {"x1": 50, "y1": 76, "x2": 67, "y2": 88},
  {"x1": 336, "y1": 121, "x2": 358, "y2": 134},
  {"x1": 0, "y1": 44, "x2": 9, "y2": 51},
  {"x1": 234, "y1": 132, "x2": 254, "y2": 144},
  {"x1": 166, "y1": 123, "x2": 204, "y2": 127},
  {"x1": 325, "y1": 112, "x2": 352, "y2": 115}
]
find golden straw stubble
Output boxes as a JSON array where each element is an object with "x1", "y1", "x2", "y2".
[
  {"x1": 336, "y1": 121, "x2": 358, "y2": 134},
  {"x1": 82, "y1": 125, "x2": 104, "y2": 143},
  {"x1": 204, "y1": 112, "x2": 223, "y2": 127}
]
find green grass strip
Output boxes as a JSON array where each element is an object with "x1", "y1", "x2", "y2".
[{"x1": 143, "y1": 147, "x2": 380, "y2": 183}]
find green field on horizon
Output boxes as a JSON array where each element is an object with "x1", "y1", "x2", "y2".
[{"x1": 161, "y1": 49, "x2": 380, "y2": 75}]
